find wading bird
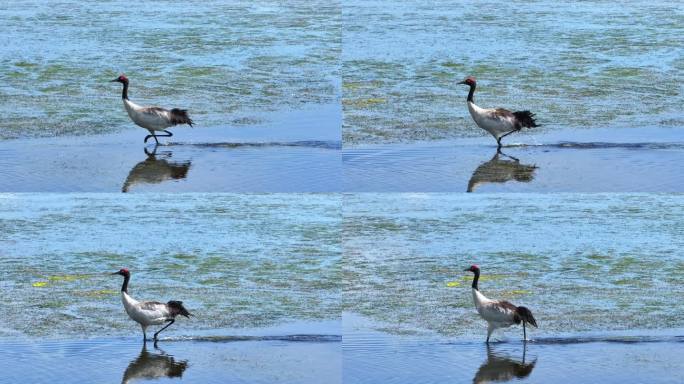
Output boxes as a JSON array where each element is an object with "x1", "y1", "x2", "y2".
[
  {"x1": 458, "y1": 77, "x2": 538, "y2": 149},
  {"x1": 464, "y1": 265, "x2": 537, "y2": 343},
  {"x1": 111, "y1": 74, "x2": 193, "y2": 144},
  {"x1": 113, "y1": 268, "x2": 192, "y2": 342}
]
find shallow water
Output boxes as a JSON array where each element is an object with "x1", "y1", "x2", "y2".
[
  {"x1": 343, "y1": 127, "x2": 684, "y2": 192},
  {"x1": 344, "y1": 314, "x2": 684, "y2": 384},
  {"x1": 342, "y1": 0, "x2": 683, "y2": 145},
  {"x1": 0, "y1": 107, "x2": 341, "y2": 192},
  {"x1": 0, "y1": 194, "x2": 340, "y2": 338},
  {"x1": 343, "y1": 193, "x2": 684, "y2": 336},
  {"x1": 0, "y1": 0, "x2": 340, "y2": 140},
  {"x1": 0, "y1": 321, "x2": 341, "y2": 383}
]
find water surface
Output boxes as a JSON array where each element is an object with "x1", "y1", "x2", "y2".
[
  {"x1": 1, "y1": 321, "x2": 341, "y2": 384},
  {"x1": 0, "y1": 193, "x2": 340, "y2": 338},
  {"x1": 343, "y1": 193, "x2": 684, "y2": 336},
  {"x1": 344, "y1": 314, "x2": 684, "y2": 384},
  {"x1": 343, "y1": 193, "x2": 684, "y2": 383},
  {"x1": 0, "y1": 107, "x2": 341, "y2": 192},
  {"x1": 343, "y1": 127, "x2": 684, "y2": 192},
  {"x1": 343, "y1": 0, "x2": 683, "y2": 145},
  {"x1": 0, "y1": 0, "x2": 340, "y2": 140}
]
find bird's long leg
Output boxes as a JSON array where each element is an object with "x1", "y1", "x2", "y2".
[
  {"x1": 498, "y1": 128, "x2": 521, "y2": 147},
  {"x1": 161, "y1": 130, "x2": 173, "y2": 137},
  {"x1": 486, "y1": 324, "x2": 495, "y2": 344},
  {"x1": 153, "y1": 319, "x2": 175, "y2": 341},
  {"x1": 144, "y1": 133, "x2": 160, "y2": 145},
  {"x1": 523, "y1": 321, "x2": 527, "y2": 342}
]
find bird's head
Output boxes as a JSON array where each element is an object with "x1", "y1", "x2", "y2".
[
  {"x1": 458, "y1": 76, "x2": 476, "y2": 87},
  {"x1": 111, "y1": 74, "x2": 128, "y2": 84},
  {"x1": 112, "y1": 268, "x2": 130, "y2": 277},
  {"x1": 464, "y1": 264, "x2": 480, "y2": 273}
]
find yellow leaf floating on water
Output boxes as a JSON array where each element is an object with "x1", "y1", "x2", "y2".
[
  {"x1": 446, "y1": 281, "x2": 461, "y2": 287},
  {"x1": 508, "y1": 290, "x2": 531, "y2": 295},
  {"x1": 32, "y1": 281, "x2": 48, "y2": 287}
]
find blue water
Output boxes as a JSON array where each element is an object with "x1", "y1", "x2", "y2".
[
  {"x1": 0, "y1": 0, "x2": 340, "y2": 140},
  {"x1": 343, "y1": 193, "x2": 684, "y2": 336},
  {"x1": 344, "y1": 314, "x2": 684, "y2": 384},
  {"x1": 342, "y1": 126, "x2": 684, "y2": 192},
  {"x1": 0, "y1": 193, "x2": 341, "y2": 338},
  {"x1": 343, "y1": 0, "x2": 683, "y2": 145},
  {"x1": 1, "y1": 324, "x2": 341, "y2": 384}
]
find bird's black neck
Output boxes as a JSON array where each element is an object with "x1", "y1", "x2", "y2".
[
  {"x1": 121, "y1": 81, "x2": 129, "y2": 100},
  {"x1": 467, "y1": 83, "x2": 476, "y2": 103},
  {"x1": 472, "y1": 269, "x2": 480, "y2": 290},
  {"x1": 121, "y1": 274, "x2": 130, "y2": 293}
]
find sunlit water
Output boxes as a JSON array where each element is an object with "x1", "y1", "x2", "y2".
[
  {"x1": 343, "y1": 127, "x2": 684, "y2": 192},
  {"x1": 0, "y1": 107, "x2": 341, "y2": 192},
  {"x1": 342, "y1": 193, "x2": 684, "y2": 383},
  {"x1": 344, "y1": 314, "x2": 684, "y2": 384},
  {"x1": 343, "y1": 193, "x2": 684, "y2": 336},
  {"x1": 343, "y1": 0, "x2": 683, "y2": 145},
  {"x1": 0, "y1": 194, "x2": 341, "y2": 338},
  {"x1": 0, "y1": 0, "x2": 340, "y2": 140},
  {"x1": 1, "y1": 322, "x2": 341, "y2": 383}
]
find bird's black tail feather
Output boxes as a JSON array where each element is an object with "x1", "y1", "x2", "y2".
[
  {"x1": 513, "y1": 110, "x2": 539, "y2": 128},
  {"x1": 168, "y1": 300, "x2": 193, "y2": 318},
  {"x1": 170, "y1": 108, "x2": 193, "y2": 127},
  {"x1": 516, "y1": 306, "x2": 538, "y2": 328}
]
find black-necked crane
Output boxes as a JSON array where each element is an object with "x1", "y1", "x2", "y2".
[
  {"x1": 113, "y1": 268, "x2": 192, "y2": 342},
  {"x1": 458, "y1": 77, "x2": 539, "y2": 149},
  {"x1": 464, "y1": 265, "x2": 537, "y2": 343},
  {"x1": 111, "y1": 74, "x2": 193, "y2": 145}
]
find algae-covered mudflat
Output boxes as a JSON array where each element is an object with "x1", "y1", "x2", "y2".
[
  {"x1": 0, "y1": 193, "x2": 341, "y2": 382},
  {"x1": 343, "y1": 193, "x2": 684, "y2": 383},
  {"x1": 0, "y1": 1, "x2": 340, "y2": 140},
  {"x1": 343, "y1": 0, "x2": 682, "y2": 145},
  {"x1": 0, "y1": 1, "x2": 341, "y2": 192},
  {"x1": 342, "y1": 0, "x2": 683, "y2": 192}
]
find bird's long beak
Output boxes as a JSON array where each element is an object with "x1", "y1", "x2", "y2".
[
  {"x1": 463, "y1": 268, "x2": 470, "y2": 271},
  {"x1": 457, "y1": 80, "x2": 466, "y2": 85},
  {"x1": 111, "y1": 271, "x2": 120, "y2": 275},
  {"x1": 110, "y1": 78, "x2": 119, "y2": 82}
]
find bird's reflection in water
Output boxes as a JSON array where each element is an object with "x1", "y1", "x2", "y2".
[
  {"x1": 122, "y1": 146, "x2": 191, "y2": 192},
  {"x1": 121, "y1": 342, "x2": 189, "y2": 384},
  {"x1": 467, "y1": 151, "x2": 537, "y2": 192},
  {"x1": 473, "y1": 344, "x2": 536, "y2": 384}
]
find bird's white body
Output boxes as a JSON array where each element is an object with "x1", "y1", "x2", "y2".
[
  {"x1": 473, "y1": 289, "x2": 516, "y2": 326},
  {"x1": 124, "y1": 99, "x2": 175, "y2": 132},
  {"x1": 472, "y1": 288, "x2": 518, "y2": 341},
  {"x1": 467, "y1": 101, "x2": 516, "y2": 140},
  {"x1": 122, "y1": 291, "x2": 172, "y2": 332}
]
